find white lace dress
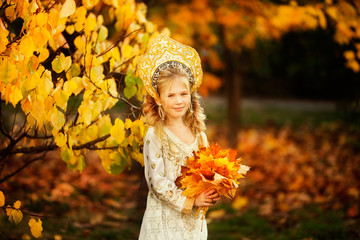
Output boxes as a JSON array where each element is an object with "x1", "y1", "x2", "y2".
[{"x1": 139, "y1": 126, "x2": 208, "y2": 240}]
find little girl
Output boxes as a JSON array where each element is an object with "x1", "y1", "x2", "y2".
[{"x1": 137, "y1": 35, "x2": 220, "y2": 239}]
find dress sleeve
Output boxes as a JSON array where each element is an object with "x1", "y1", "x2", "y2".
[{"x1": 143, "y1": 129, "x2": 194, "y2": 214}]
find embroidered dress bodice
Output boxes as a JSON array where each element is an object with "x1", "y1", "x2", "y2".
[{"x1": 139, "y1": 126, "x2": 208, "y2": 240}]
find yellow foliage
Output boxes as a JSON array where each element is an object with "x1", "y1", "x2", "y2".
[
  {"x1": 83, "y1": 0, "x2": 100, "y2": 9},
  {"x1": 50, "y1": 108, "x2": 65, "y2": 131},
  {"x1": 55, "y1": 133, "x2": 67, "y2": 147},
  {"x1": 0, "y1": 58, "x2": 17, "y2": 85},
  {"x1": 59, "y1": 0, "x2": 76, "y2": 18},
  {"x1": 110, "y1": 118, "x2": 125, "y2": 144},
  {"x1": 232, "y1": 196, "x2": 248, "y2": 210},
  {"x1": 0, "y1": 20, "x2": 9, "y2": 53},
  {"x1": 14, "y1": 200, "x2": 21, "y2": 209},
  {"x1": 0, "y1": 191, "x2": 5, "y2": 207},
  {"x1": 346, "y1": 59, "x2": 360, "y2": 72},
  {"x1": 6, "y1": 201, "x2": 23, "y2": 224},
  {"x1": 28, "y1": 218, "x2": 43, "y2": 238},
  {"x1": 344, "y1": 50, "x2": 355, "y2": 60}
]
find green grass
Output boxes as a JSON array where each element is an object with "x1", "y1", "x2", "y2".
[
  {"x1": 204, "y1": 100, "x2": 359, "y2": 128},
  {"x1": 207, "y1": 205, "x2": 359, "y2": 240}
]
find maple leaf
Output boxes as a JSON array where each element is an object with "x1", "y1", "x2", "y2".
[{"x1": 177, "y1": 143, "x2": 250, "y2": 218}]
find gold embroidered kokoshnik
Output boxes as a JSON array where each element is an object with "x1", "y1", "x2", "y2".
[{"x1": 137, "y1": 34, "x2": 203, "y2": 103}]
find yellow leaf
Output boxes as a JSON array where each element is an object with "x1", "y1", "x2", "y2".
[
  {"x1": 61, "y1": 147, "x2": 74, "y2": 164},
  {"x1": 10, "y1": 209, "x2": 23, "y2": 224},
  {"x1": 232, "y1": 196, "x2": 248, "y2": 210},
  {"x1": 54, "y1": 235, "x2": 62, "y2": 240},
  {"x1": 6, "y1": 205, "x2": 12, "y2": 216},
  {"x1": 60, "y1": 0, "x2": 76, "y2": 18},
  {"x1": 69, "y1": 154, "x2": 78, "y2": 165},
  {"x1": 0, "y1": 191, "x2": 5, "y2": 207},
  {"x1": 38, "y1": 48, "x2": 49, "y2": 62},
  {"x1": 52, "y1": 53, "x2": 66, "y2": 73},
  {"x1": 63, "y1": 79, "x2": 77, "y2": 96},
  {"x1": 37, "y1": 70, "x2": 53, "y2": 97},
  {"x1": 98, "y1": 25, "x2": 108, "y2": 42},
  {"x1": 346, "y1": 59, "x2": 360, "y2": 72},
  {"x1": 36, "y1": 12, "x2": 48, "y2": 27},
  {"x1": 110, "y1": 118, "x2": 125, "y2": 144},
  {"x1": 50, "y1": 108, "x2": 65, "y2": 130},
  {"x1": 29, "y1": 0, "x2": 39, "y2": 13},
  {"x1": 51, "y1": 53, "x2": 65, "y2": 73},
  {"x1": 9, "y1": 85, "x2": 23, "y2": 107},
  {"x1": 0, "y1": 20, "x2": 9, "y2": 53},
  {"x1": 22, "y1": 234, "x2": 31, "y2": 240},
  {"x1": 19, "y1": 35, "x2": 36, "y2": 58},
  {"x1": 0, "y1": 58, "x2": 17, "y2": 84},
  {"x1": 125, "y1": 118, "x2": 132, "y2": 129},
  {"x1": 74, "y1": 35, "x2": 86, "y2": 53},
  {"x1": 55, "y1": 133, "x2": 67, "y2": 147},
  {"x1": 53, "y1": 87, "x2": 69, "y2": 110},
  {"x1": 98, "y1": 150, "x2": 112, "y2": 173},
  {"x1": 29, "y1": 218, "x2": 43, "y2": 238},
  {"x1": 24, "y1": 71, "x2": 39, "y2": 91},
  {"x1": 66, "y1": 25, "x2": 75, "y2": 35},
  {"x1": 64, "y1": 56, "x2": 72, "y2": 72},
  {"x1": 326, "y1": 6, "x2": 338, "y2": 20},
  {"x1": 344, "y1": 50, "x2": 355, "y2": 60},
  {"x1": 83, "y1": 105, "x2": 93, "y2": 126},
  {"x1": 208, "y1": 209, "x2": 226, "y2": 219},
  {"x1": 13, "y1": 200, "x2": 21, "y2": 209},
  {"x1": 83, "y1": 0, "x2": 100, "y2": 9},
  {"x1": 73, "y1": 6, "x2": 87, "y2": 32},
  {"x1": 130, "y1": 151, "x2": 144, "y2": 166},
  {"x1": 85, "y1": 13, "x2": 97, "y2": 35},
  {"x1": 316, "y1": 9, "x2": 327, "y2": 29}
]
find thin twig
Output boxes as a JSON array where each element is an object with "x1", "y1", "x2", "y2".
[
  {"x1": 0, "y1": 153, "x2": 46, "y2": 183},
  {"x1": 11, "y1": 106, "x2": 18, "y2": 135},
  {"x1": 112, "y1": 55, "x2": 137, "y2": 71},
  {"x1": 24, "y1": 133, "x2": 53, "y2": 139},
  {"x1": 97, "y1": 27, "x2": 144, "y2": 58},
  {"x1": 2, "y1": 205, "x2": 56, "y2": 218}
]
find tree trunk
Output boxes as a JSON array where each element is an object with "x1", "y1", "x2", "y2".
[{"x1": 225, "y1": 51, "x2": 242, "y2": 148}]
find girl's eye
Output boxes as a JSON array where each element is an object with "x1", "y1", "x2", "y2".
[
  {"x1": 168, "y1": 95, "x2": 174, "y2": 98},
  {"x1": 181, "y1": 93, "x2": 188, "y2": 96}
]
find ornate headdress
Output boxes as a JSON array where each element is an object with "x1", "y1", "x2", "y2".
[{"x1": 137, "y1": 34, "x2": 203, "y2": 102}]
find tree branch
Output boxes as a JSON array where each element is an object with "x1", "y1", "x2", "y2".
[
  {"x1": 24, "y1": 133, "x2": 53, "y2": 139},
  {"x1": 0, "y1": 153, "x2": 46, "y2": 183},
  {"x1": 9, "y1": 134, "x2": 112, "y2": 154},
  {"x1": 72, "y1": 134, "x2": 111, "y2": 150},
  {"x1": 9, "y1": 144, "x2": 58, "y2": 154}
]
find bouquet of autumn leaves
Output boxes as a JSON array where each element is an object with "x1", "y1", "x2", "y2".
[{"x1": 176, "y1": 143, "x2": 250, "y2": 219}]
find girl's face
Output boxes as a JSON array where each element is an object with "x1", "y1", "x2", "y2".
[{"x1": 159, "y1": 76, "x2": 191, "y2": 122}]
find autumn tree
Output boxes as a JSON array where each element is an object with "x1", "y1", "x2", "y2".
[
  {"x1": 0, "y1": 0, "x2": 164, "y2": 237},
  {"x1": 149, "y1": 0, "x2": 360, "y2": 147}
]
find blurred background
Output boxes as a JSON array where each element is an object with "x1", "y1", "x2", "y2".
[{"x1": 1, "y1": 0, "x2": 360, "y2": 239}]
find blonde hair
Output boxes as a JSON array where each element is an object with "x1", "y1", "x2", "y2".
[{"x1": 142, "y1": 67, "x2": 206, "y2": 136}]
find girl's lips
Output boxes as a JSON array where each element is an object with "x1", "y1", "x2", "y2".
[{"x1": 174, "y1": 107, "x2": 184, "y2": 111}]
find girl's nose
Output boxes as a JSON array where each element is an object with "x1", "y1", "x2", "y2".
[{"x1": 175, "y1": 95, "x2": 182, "y2": 104}]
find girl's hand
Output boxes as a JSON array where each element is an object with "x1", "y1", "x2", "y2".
[{"x1": 194, "y1": 189, "x2": 220, "y2": 207}]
